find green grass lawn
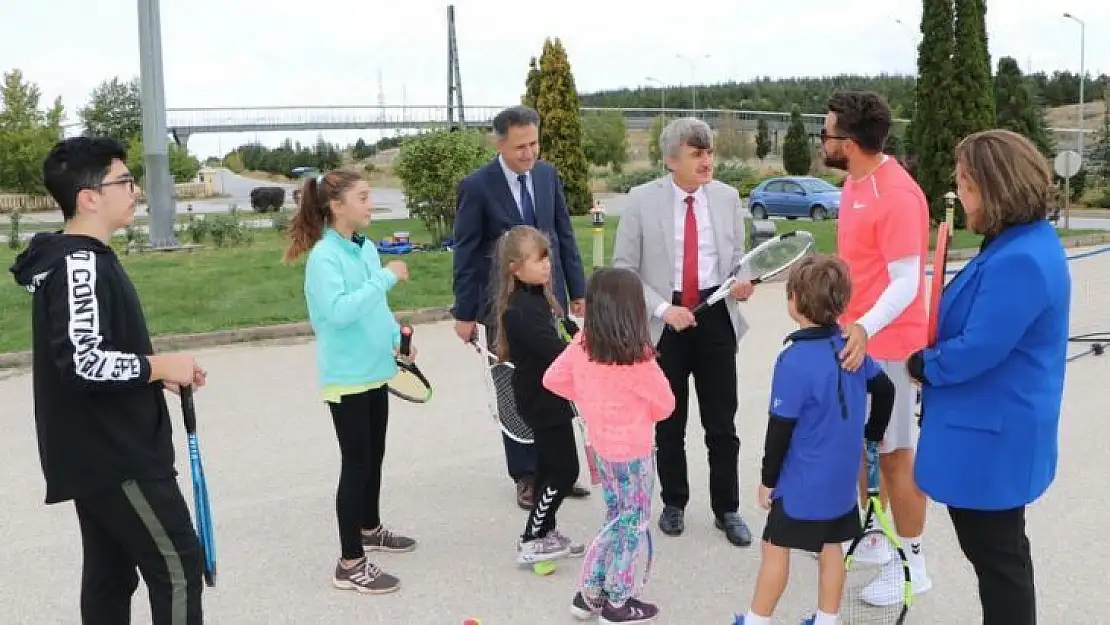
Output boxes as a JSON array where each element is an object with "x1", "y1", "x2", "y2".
[{"x1": 0, "y1": 217, "x2": 1097, "y2": 354}]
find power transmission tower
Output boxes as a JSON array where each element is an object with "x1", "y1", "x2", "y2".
[
  {"x1": 377, "y1": 68, "x2": 386, "y2": 124},
  {"x1": 446, "y1": 5, "x2": 465, "y2": 127}
]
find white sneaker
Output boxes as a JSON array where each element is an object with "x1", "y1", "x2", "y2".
[
  {"x1": 848, "y1": 532, "x2": 894, "y2": 566},
  {"x1": 860, "y1": 559, "x2": 933, "y2": 607}
]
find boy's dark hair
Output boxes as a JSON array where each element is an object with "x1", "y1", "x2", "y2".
[
  {"x1": 42, "y1": 137, "x2": 129, "y2": 220},
  {"x1": 786, "y1": 254, "x2": 851, "y2": 326},
  {"x1": 826, "y1": 91, "x2": 892, "y2": 154},
  {"x1": 583, "y1": 267, "x2": 654, "y2": 365}
]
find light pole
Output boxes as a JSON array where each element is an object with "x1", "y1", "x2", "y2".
[
  {"x1": 1064, "y1": 12, "x2": 1086, "y2": 158},
  {"x1": 676, "y1": 53, "x2": 710, "y2": 112},
  {"x1": 645, "y1": 76, "x2": 666, "y2": 111}
]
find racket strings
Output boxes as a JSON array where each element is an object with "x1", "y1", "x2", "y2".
[
  {"x1": 843, "y1": 531, "x2": 908, "y2": 624},
  {"x1": 388, "y1": 369, "x2": 428, "y2": 399}
]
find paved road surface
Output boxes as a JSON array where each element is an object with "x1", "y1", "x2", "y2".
[{"x1": 2, "y1": 253, "x2": 1108, "y2": 623}]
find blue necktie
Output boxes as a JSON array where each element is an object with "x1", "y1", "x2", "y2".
[{"x1": 518, "y1": 173, "x2": 536, "y2": 225}]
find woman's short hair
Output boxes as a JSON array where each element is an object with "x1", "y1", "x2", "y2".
[{"x1": 955, "y1": 129, "x2": 1054, "y2": 236}]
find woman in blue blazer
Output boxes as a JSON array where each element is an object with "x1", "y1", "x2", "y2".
[{"x1": 908, "y1": 129, "x2": 1069, "y2": 625}]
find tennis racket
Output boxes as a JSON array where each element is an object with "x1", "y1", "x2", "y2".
[
  {"x1": 691, "y1": 230, "x2": 816, "y2": 315},
  {"x1": 386, "y1": 323, "x2": 432, "y2": 403},
  {"x1": 842, "y1": 441, "x2": 910, "y2": 624},
  {"x1": 927, "y1": 223, "x2": 951, "y2": 346},
  {"x1": 471, "y1": 325, "x2": 534, "y2": 444},
  {"x1": 180, "y1": 386, "x2": 216, "y2": 587}
]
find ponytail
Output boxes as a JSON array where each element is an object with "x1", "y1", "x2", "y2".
[{"x1": 284, "y1": 170, "x2": 363, "y2": 263}]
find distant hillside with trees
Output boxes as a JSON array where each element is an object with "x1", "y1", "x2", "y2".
[{"x1": 579, "y1": 71, "x2": 1108, "y2": 118}]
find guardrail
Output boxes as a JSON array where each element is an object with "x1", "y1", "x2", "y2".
[{"x1": 0, "y1": 181, "x2": 216, "y2": 214}]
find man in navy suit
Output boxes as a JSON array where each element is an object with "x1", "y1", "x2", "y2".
[{"x1": 451, "y1": 105, "x2": 590, "y2": 509}]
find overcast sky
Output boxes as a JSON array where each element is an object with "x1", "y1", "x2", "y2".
[{"x1": 4, "y1": 0, "x2": 1108, "y2": 158}]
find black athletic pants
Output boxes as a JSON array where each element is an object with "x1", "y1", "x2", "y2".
[
  {"x1": 655, "y1": 290, "x2": 740, "y2": 518},
  {"x1": 329, "y1": 386, "x2": 390, "y2": 560},
  {"x1": 522, "y1": 421, "x2": 579, "y2": 541},
  {"x1": 75, "y1": 478, "x2": 203, "y2": 625},
  {"x1": 949, "y1": 505, "x2": 1037, "y2": 625}
]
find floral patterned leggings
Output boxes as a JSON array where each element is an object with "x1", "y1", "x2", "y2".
[{"x1": 579, "y1": 453, "x2": 655, "y2": 608}]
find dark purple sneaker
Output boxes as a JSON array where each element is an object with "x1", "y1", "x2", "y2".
[{"x1": 599, "y1": 597, "x2": 658, "y2": 624}]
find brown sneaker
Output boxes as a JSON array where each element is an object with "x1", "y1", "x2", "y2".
[
  {"x1": 362, "y1": 526, "x2": 416, "y2": 553},
  {"x1": 516, "y1": 476, "x2": 535, "y2": 510},
  {"x1": 333, "y1": 558, "x2": 400, "y2": 594}
]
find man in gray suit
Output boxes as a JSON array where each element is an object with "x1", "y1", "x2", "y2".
[{"x1": 612, "y1": 117, "x2": 754, "y2": 547}]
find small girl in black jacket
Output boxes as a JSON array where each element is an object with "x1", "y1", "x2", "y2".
[{"x1": 493, "y1": 225, "x2": 584, "y2": 566}]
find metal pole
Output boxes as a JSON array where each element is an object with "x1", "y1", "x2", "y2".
[
  {"x1": 1065, "y1": 13, "x2": 1086, "y2": 158},
  {"x1": 1078, "y1": 21, "x2": 1085, "y2": 158},
  {"x1": 137, "y1": 0, "x2": 177, "y2": 248}
]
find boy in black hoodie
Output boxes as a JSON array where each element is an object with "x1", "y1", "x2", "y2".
[{"x1": 10, "y1": 137, "x2": 207, "y2": 625}]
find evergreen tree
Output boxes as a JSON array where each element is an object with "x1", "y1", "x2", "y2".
[
  {"x1": 1088, "y1": 85, "x2": 1110, "y2": 185},
  {"x1": 951, "y1": 0, "x2": 995, "y2": 226},
  {"x1": 994, "y1": 56, "x2": 1054, "y2": 156},
  {"x1": 911, "y1": 0, "x2": 959, "y2": 224},
  {"x1": 782, "y1": 105, "x2": 811, "y2": 175},
  {"x1": 755, "y1": 118, "x2": 772, "y2": 159},
  {"x1": 522, "y1": 57, "x2": 540, "y2": 109},
  {"x1": 648, "y1": 114, "x2": 666, "y2": 166},
  {"x1": 535, "y1": 38, "x2": 592, "y2": 215}
]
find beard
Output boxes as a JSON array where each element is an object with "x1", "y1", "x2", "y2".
[{"x1": 823, "y1": 151, "x2": 848, "y2": 171}]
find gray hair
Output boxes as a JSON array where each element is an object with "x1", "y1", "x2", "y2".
[
  {"x1": 492, "y1": 105, "x2": 541, "y2": 140},
  {"x1": 659, "y1": 117, "x2": 713, "y2": 160}
]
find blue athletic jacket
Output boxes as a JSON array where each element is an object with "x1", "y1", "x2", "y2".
[{"x1": 913, "y1": 219, "x2": 1069, "y2": 510}]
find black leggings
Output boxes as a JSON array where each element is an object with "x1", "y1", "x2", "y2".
[
  {"x1": 329, "y1": 387, "x2": 389, "y2": 560},
  {"x1": 522, "y1": 421, "x2": 579, "y2": 541}
]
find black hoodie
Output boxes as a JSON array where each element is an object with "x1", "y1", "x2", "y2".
[{"x1": 10, "y1": 232, "x2": 175, "y2": 504}]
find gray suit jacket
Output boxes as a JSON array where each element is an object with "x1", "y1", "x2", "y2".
[{"x1": 612, "y1": 176, "x2": 750, "y2": 347}]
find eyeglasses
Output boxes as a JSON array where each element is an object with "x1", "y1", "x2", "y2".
[
  {"x1": 819, "y1": 129, "x2": 850, "y2": 143},
  {"x1": 82, "y1": 177, "x2": 136, "y2": 194}
]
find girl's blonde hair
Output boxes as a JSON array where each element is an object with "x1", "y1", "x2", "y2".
[{"x1": 492, "y1": 225, "x2": 562, "y2": 361}]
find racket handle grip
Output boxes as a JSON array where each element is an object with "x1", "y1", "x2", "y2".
[
  {"x1": 180, "y1": 386, "x2": 197, "y2": 434},
  {"x1": 399, "y1": 324, "x2": 413, "y2": 357}
]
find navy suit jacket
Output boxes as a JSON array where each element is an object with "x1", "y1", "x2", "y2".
[
  {"x1": 451, "y1": 158, "x2": 586, "y2": 322},
  {"x1": 914, "y1": 219, "x2": 1070, "y2": 510}
]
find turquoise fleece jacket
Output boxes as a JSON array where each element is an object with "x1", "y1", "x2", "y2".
[{"x1": 304, "y1": 228, "x2": 401, "y2": 387}]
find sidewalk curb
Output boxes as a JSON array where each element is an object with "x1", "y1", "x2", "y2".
[
  {"x1": 0, "y1": 307, "x2": 455, "y2": 372},
  {"x1": 2, "y1": 233, "x2": 1108, "y2": 373}
]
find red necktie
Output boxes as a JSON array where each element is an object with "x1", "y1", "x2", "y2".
[{"x1": 681, "y1": 195, "x2": 699, "y2": 308}]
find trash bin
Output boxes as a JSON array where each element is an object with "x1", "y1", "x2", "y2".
[{"x1": 749, "y1": 219, "x2": 777, "y2": 249}]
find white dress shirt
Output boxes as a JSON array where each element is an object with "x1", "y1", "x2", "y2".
[
  {"x1": 498, "y1": 155, "x2": 535, "y2": 218},
  {"x1": 653, "y1": 179, "x2": 720, "y2": 318}
]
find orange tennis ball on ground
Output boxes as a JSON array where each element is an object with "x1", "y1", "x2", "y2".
[{"x1": 461, "y1": 619, "x2": 481, "y2": 625}]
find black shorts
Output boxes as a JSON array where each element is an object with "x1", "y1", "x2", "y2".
[{"x1": 762, "y1": 498, "x2": 862, "y2": 553}]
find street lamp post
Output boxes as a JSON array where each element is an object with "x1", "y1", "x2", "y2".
[
  {"x1": 645, "y1": 76, "x2": 666, "y2": 111},
  {"x1": 675, "y1": 54, "x2": 710, "y2": 113},
  {"x1": 1064, "y1": 12, "x2": 1086, "y2": 158}
]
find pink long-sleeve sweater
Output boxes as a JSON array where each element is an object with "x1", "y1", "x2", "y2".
[{"x1": 542, "y1": 333, "x2": 675, "y2": 462}]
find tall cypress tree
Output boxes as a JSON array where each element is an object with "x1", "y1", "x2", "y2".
[
  {"x1": 522, "y1": 57, "x2": 540, "y2": 109},
  {"x1": 994, "y1": 56, "x2": 1054, "y2": 156},
  {"x1": 950, "y1": 0, "x2": 995, "y2": 226},
  {"x1": 911, "y1": 0, "x2": 959, "y2": 224},
  {"x1": 782, "y1": 105, "x2": 811, "y2": 175},
  {"x1": 535, "y1": 38, "x2": 592, "y2": 215},
  {"x1": 953, "y1": 0, "x2": 996, "y2": 137}
]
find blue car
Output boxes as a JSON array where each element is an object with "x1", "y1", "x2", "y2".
[{"x1": 748, "y1": 176, "x2": 841, "y2": 221}]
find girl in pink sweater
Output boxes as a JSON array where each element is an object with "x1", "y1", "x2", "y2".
[{"x1": 543, "y1": 267, "x2": 675, "y2": 625}]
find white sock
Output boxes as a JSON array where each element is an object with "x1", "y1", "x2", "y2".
[
  {"x1": 813, "y1": 610, "x2": 838, "y2": 625},
  {"x1": 743, "y1": 611, "x2": 771, "y2": 625},
  {"x1": 901, "y1": 534, "x2": 925, "y2": 570}
]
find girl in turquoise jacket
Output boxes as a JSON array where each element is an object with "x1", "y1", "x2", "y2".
[{"x1": 284, "y1": 170, "x2": 416, "y2": 595}]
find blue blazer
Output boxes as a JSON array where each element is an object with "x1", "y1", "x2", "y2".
[
  {"x1": 914, "y1": 219, "x2": 1070, "y2": 510},
  {"x1": 451, "y1": 158, "x2": 586, "y2": 322}
]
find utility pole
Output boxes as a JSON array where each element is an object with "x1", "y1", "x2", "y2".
[
  {"x1": 446, "y1": 5, "x2": 465, "y2": 127},
  {"x1": 137, "y1": 0, "x2": 177, "y2": 248}
]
